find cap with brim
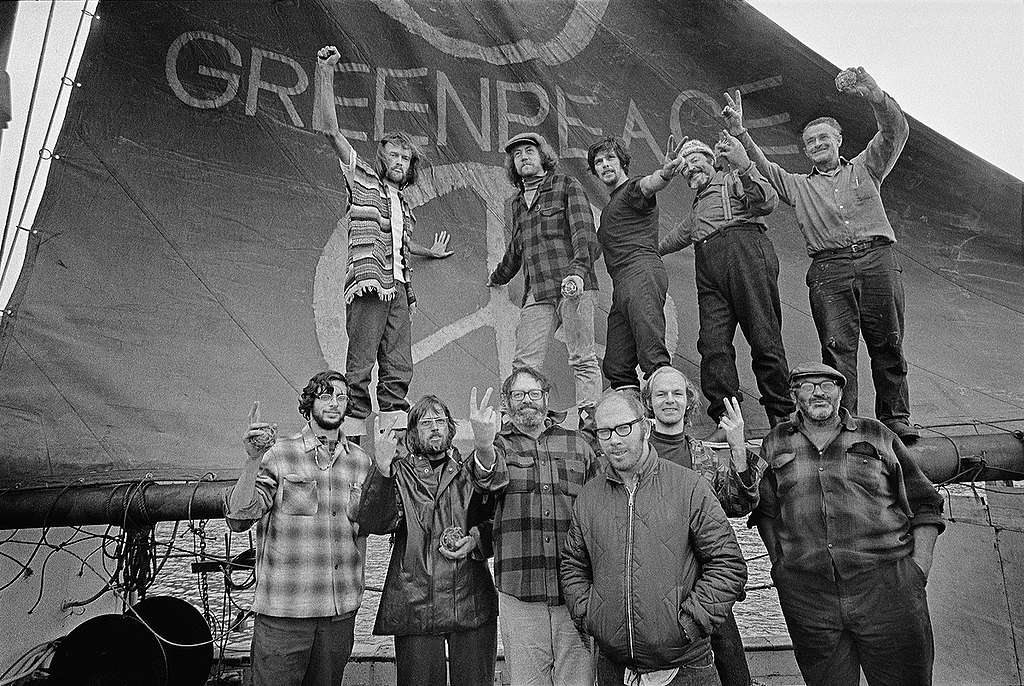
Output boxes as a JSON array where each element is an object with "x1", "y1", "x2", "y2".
[
  {"x1": 789, "y1": 362, "x2": 846, "y2": 387},
  {"x1": 504, "y1": 132, "x2": 545, "y2": 153}
]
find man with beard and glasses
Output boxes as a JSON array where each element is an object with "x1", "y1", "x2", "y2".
[
  {"x1": 659, "y1": 135, "x2": 793, "y2": 439},
  {"x1": 356, "y1": 395, "x2": 498, "y2": 686},
  {"x1": 750, "y1": 363, "x2": 943, "y2": 686},
  {"x1": 224, "y1": 370, "x2": 378, "y2": 686},
  {"x1": 721, "y1": 68, "x2": 920, "y2": 444},
  {"x1": 488, "y1": 132, "x2": 601, "y2": 426},
  {"x1": 586, "y1": 135, "x2": 685, "y2": 395},
  {"x1": 642, "y1": 365, "x2": 764, "y2": 686},
  {"x1": 469, "y1": 367, "x2": 599, "y2": 686},
  {"x1": 561, "y1": 390, "x2": 747, "y2": 686},
  {"x1": 314, "y1": 45, "x2": 454, "y2": 443}
]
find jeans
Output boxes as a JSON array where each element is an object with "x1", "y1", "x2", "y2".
[
  {"x1": 345, "y1": 285, "x2": 413, "y2": 420},
  {"x1": 597, "y1": 648, "x2": 721, "y2": 686},
  {"x1": 773, "y1": 557, "x2": 934, "y2": 686},
  {"x1": 711, "y1": 608, "x2": 751, "y2": 686},
  {"x1": 806, "y1": 245, "x2": 910, "y2": 424},
  {"x1": 604, "y1": 262, "x2": 671, "y2": 391},
  {"x1": 695, "y1": 229, "x2": 793, "y2": 422},
  {"x1": 513, "y1": 291, "x2": 602, "y2": 409},
  {"x1": 251, "y1": 613, "x2": 355, "y2": 686},
  {"x1": 498, "y1": 591, "x2": 595, "y2": 686},
  {"x1": 393, "y1": 617, "x2": 497, "y2": 686}
]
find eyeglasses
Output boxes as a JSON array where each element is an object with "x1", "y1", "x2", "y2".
[
  {"x1": 596, "y1": 417, "x2": 646, "y2": 441},
  {"x1": 792, "y1": 380, "x2": 839, "y2": 395},
  {"x1": 316, "y1": 392, "x2": 348, "y2": 403},
  {"x1": 508, "y1": 389, "x2": 547, "y2": 402}
]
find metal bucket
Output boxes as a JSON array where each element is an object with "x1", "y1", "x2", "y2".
[
  {"x1": 132, "y1": 595, "x2": 214, "y2": 686},
  {"x1": 49, "y1": 613, "x2": 168, "y2": 685}
]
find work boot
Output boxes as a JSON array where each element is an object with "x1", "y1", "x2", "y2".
[{"x1": 885, "y1": 419, "x2": 921, "y2": 444}]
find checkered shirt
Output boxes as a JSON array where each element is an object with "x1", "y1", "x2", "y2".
[
  {"x1": 489, "y1": 172, "x2": 599, "y2": 305},
  {"x1": 224, "y1": 425, "x2": 372, "y2": 618},
  {"x1": 471, "y1": 416, "x2": 598, "y2": 605}
]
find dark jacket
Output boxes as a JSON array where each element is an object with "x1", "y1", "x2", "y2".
[
  {"x1": 357, "y1": 447, "x2": 497, "y2": 636},
  {"x1": 560, "y1": 455, "x2": 747, "y2": 671}
]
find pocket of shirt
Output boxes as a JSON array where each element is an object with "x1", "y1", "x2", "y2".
[
  {"x1": 557, "y1": 457, "x2": 587, "y2": 497},
  {"x1": 280, "y1": 474, "x2": 319, "y2": 516},
  {"x1": 845, "y1": 442, "x2": 891, "y2": 492},
  {"x1": 505, "y1": 455, "x2": 536, "y2": 493},
  {"x1": 769, "y1": 452, "x2": 798, "y2": 497}
]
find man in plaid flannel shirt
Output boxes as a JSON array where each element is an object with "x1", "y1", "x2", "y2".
[
  {"x1": 642, "y1": 365, "x2": 763, "y2": 686},
  {"x1": 467, "y1": 367, "x2": 599, "y2": 686},
  {"x1": 224, "y1": 370, "x2": 373, "y2": 686},
  {"x1": 488, "y1": 132, "x2": 602, "y2": 422}
]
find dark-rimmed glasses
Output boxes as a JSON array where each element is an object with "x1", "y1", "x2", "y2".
[
  {"x1": 792, "y1": 380, "x2": 839, "y2": 395},
  {"x1": 508, "y1": 389, "x2": 547, "y2": 402},
  {"x1": 596, "y1": 416, "x2": 645, "y2": 441}
]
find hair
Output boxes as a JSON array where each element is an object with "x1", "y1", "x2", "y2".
[
  {"x1": 801, "y1": 116, "x2": 843, "y2": 139},
  {"x1": 586, "y1": 136, "x2": 631, "y2": 176},
  {"x1": 504, "y1": 137, "x2": 558, "y2": 189},
  {"x1": 640, "y1": 365, "x2": 703, "y2": 427},
  {"x1": 406, "y1": 394, "x2": 457, "y2": 455},
  {"x1": 298, "y1": 370, "x2": 348, "y2": 420},
  {"x1": 501, "y1": 366, "x2": 551, "y2": 400},
  {"x1": 595, "y1": 389, "x2": 648, "y2": 425},
  {"x1": 376, "y1": 131, "x2": 422, "y2": 188}
]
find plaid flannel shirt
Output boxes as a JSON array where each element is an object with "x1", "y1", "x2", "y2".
[
  {"x1": 489, "y1": 172, "x2": 599, "y2": 305},
  {"x1": 470, "y1": 414, "x2": 598, "y2": 605},
  {"x1": 224, "y1": 425, "x2": 372, "y2": 618},
  {"x1": 749, "y1": 409, "x2": 944, "y2": 579},
  {"x1": 649, "y1": 428, "x2": 766, "y2": 517}
]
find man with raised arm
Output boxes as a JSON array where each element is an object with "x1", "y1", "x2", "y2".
[
  {"x1": 587, "y1": 136, "x2": 685, "y2": 394},
  {"x1": 488, "y1": 132, "x2": 602, "y2": 425},
  {"x1": 750, "y1": 362, "x2": 943, "y2": 685},
  {"x1": 561, "y1": 389, "x2": 747, "y2": 686},
  {"x1": 313, "y1": 45, "x2": 453, "y2": 442},
  {"x1": 659, "y1": 134, "x2": 794, "y2": 437},
  {"x1": 468, "y1": 368, "x2": 599, "y2": 686},
  {"x1": 722, "y1": 67, "x2": 919, "y2": 442},
  {"x1": 223, "y1": 370, "x2": 374, "y2": 685}
]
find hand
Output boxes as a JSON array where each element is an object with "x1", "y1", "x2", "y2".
[
  {"x1": 317, "y1": 45, "x2": 341, "y2": 67},
  {"x1": 721, "y1": 90, "x2": 744, "y2": 135},
  {"x1": 718, "y1": 397, "x2": 746, "y2": 460},
  {"x1": 243, "y1": 401, "x2": 277, "y2": 461},
  {"x1": 714, "y1": 130, "x2": 751, "y2": 172},
  {"x1": 469, "y1": 387, "x2": 498, "y2": 449},
  {"x1": 660, "y1": 134, "x2": 686, "y2": 179},
  {"x1": 427, "y1": 231, "x2": 455, "y2": 258},
  {"x1": 409, "y1": 301, "x2": 417, "y2": 316},
  {"x1": 839, "y1": 66, "x2": 883, "y2": 103},
  {"x1": 560, "y1": 274, "x2": 584, "y2": 298},
  {"x1": 438, "y1": 535, "x2": 476, "y2": 560},
  {"x1": 373, "y1": 414, "x2": 401, "y2": 474}
]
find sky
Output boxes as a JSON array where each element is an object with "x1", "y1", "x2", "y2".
[
  {"x1": 747, "y1": 0, "x2": 1024, "y2": 179},
  {"x1": 1, "y1": 0, "x2": 1022, "y2": 309}
]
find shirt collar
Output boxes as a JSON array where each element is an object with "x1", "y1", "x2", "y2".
[
  {"x1": 809, "y1": 156, "x2": 850, "y2": 177},
  {"x1": 498, "y1": 408, "x2": 568, "y2": 438},
  {"x1": 300, "y1": 422, "x2": 351, "y2": 455}
]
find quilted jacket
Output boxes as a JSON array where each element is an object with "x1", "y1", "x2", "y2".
[{"x1": 560, "y1": 456, "x2": 747, "y2": 670}]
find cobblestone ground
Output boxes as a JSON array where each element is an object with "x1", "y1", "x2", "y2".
[{"x1": 146, "y1": 518, "x2": 785, "y2": 663}]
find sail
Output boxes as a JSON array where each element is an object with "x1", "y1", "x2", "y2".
[{"x1": 0, "y1": 0, "x2": 1021, "y2": 486}]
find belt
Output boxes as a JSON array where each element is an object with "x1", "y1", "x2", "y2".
[
  {"x1": 811, "y1": 236, "x2": 892, "y2": 259},
  {"x1": 693, "y1": 224, "x2": 765, "y2": 248}
]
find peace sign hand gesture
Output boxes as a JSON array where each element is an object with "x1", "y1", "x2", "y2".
[
  {"x1": 717, "y1": 397, "x2": 747, "y2": 469},
  {"x1": 660, "y1": 134, "x2": 687, "y2": 179},
  {"x1": 243, "y1": 401, "x2": 277, "y2": 460},
  {"x1": 469, "y1": 387, "x2": 498, "y2": 449},
  {"x1": 721, "y1": 90, "x2": 744, "y2": 135},
  {"x1": 373, "y1": 414, "x2": 402, "y2": 474}
]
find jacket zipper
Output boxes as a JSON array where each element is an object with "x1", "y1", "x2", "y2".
[{"x1": 624, "y1": 477, "x2": 639, "y2": 661}]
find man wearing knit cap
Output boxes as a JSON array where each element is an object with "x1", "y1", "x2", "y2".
[
  {"x1": 722, "y1": 67, "x2": 920, "y2": 443},
  {"x1": 660, "y1": 133, "x2": 794, "y2": 440},
  {"x1": 750, "y1": 361, "x2": 944, "y2": 686},
  {"x1": 489, "y1": 132, "x2": 602, "y2": 424},
  {"x1": 587, "y1": 135, "x2": 686, "y2": 394}
]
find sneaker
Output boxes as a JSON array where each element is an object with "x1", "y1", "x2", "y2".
[{"x1": 885, "y1": 420, "x2": 921, "y2": 444}]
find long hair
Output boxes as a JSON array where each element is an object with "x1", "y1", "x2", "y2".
[
  {"x1": 298, "y1": 370, "x2": 348, "y2": 420},
  {"x1": 376, "y1": 131, "x2": 422, "y2": 188},
  {"x1": 504, "y1": 136, "x2": 558, "y2": 189},
  {"x1": 640, "y1": 366, "x2": 702, "y2": 428},
  {"x1": 406, "y1": 395, "x2": 457, "y2": 455},
  {"x1": 586, "y1": 136, "x2": 631, "y2": 176}
]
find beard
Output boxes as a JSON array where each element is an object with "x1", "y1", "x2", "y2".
[
  {"x1": 512, "y1": 402, "x2": 545, "y2": 428},
  {"x1": 686, "y1": 171, "x2": 709, "y2": 190},
  {"x1": 410, "y1": 428, "x2": 452, "y2": 457},
  {"x1": 311, "y1": 407, "x2": 343, "y2": 431}
]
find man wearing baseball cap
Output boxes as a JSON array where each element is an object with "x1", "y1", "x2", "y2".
[
  {"x1": 749, "y1": 361, "x2": 944, "y2": 686},
  {"x1": 488, "y1": 132, "x2": 602, "y2": 424},
  {"x1": 660, "y1": 133, "x2": 794, "y2": 441}
]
